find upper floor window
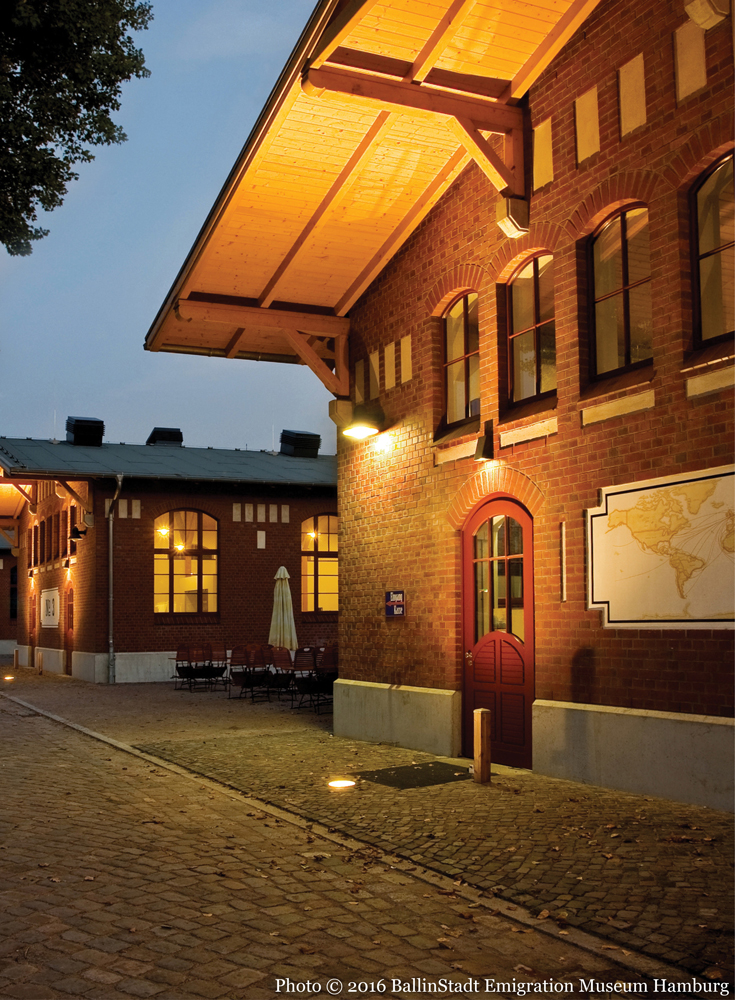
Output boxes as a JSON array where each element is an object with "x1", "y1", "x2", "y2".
[
  {"x1": 693, "y1": 154, "x2": 734, "y2": 345},
  {"x1": 591, "y1": 206, "x2": 652, "y2": 377},
  {"x1": 444, "y1": 292, "x2": 480, "y2": 425},
  {"x1": 301, "y1": 514, "x2": 338, "y2": 612},
  {"x1": 508, "y1": 254, "x2": 556, "y2": 403},
  {"x1": 153, "y1": 510, "x2": 218, "y2": 614}
]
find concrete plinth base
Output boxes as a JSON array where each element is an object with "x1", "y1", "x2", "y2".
[
  {"x1": 333, "y1": 679, "x2": 461, "y2": 757},
  {"x1": 533, "y1": 700, "x2": 734, "y2": 812},
  {"x1": 35, "y1": 647, "x2": 67, "y2": 675},
  {"x1": 71, "y1": 651, "x2": 176, "y2": 684},
  {"x1": 0, "y1": 640, "x2": 17, "y2": 655}
]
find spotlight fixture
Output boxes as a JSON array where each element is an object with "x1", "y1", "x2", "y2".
[
  {"x1": 343, "y1": 405, "x2": 382, "y2": 440},
  {"x1": 70, "y1": 526, "x2": 87, "y2": 541}
]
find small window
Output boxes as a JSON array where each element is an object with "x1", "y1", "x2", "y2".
[
  {"x1": 153, "y1": 510, "x2": 218, "y2": 614},
  {"x1": 444, "y1": 292, "x2": 480, "y2": 425},
  {"x1": 590, "y1": 206, "x2": 653, "y2": 377},
  {"x1": 10, "y1": 566, "x2": 17, "y2": 621},
  {"x1": 301, "y1": 514, "x2": 339, "y2": 612},
  {"x1": 693, "y1": 153, "x2": 734, "y2": 345},
  {"x1": 508, "y1": 254, "x2": 556, "y2": 403}
]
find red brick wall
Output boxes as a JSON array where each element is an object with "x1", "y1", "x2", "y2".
[
  {"x1": 338, "y1": 0, "x2": 734, "y2": 718},
  {"x1": 16, "y1": 481, "x2": 338, "y2": 657}
]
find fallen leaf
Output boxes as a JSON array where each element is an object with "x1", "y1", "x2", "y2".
[
  {"x1": 603, "y1": 853, "x2": 613, "y2": 859},
  {"x1": 602, "y1": 945, "x2": 619, "y2": 950},
  {"x1": 537, "y1": 910, "x2": 549, "y2": 920},
  {"x1": 559, "y1": 930, "x2": 569, "y2": 935},
  {"x1": 437, "y1": 938, "x2": 453, "y2": 948},
  {"x1": 704, "y1": 969, "x2": 723, "y2": 980},
  {"x1": 38, "y1": 863, "x2": 49, "y2": 868},
  {"x1": 84, "y1": 876, "x2": 94, "y2": 882},
  {"x1": 515, "y1": 965, "x2": 534, "y2": 974},
  {"x1": 299, "y1": 945, "x2": 316, "y2": 954}
]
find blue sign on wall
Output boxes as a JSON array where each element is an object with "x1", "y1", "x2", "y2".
[{"x1": 385, "y1": 590, "x2": 406, "y2": 617}]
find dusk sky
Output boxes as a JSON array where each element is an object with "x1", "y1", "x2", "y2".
[{"x1": 0, "y1": 0, "x2": 336, "y2": 453}]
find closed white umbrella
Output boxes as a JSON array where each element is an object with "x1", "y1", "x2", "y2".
[{"x1": 269, "y1": 566, "x2": 298, "y2": 651}]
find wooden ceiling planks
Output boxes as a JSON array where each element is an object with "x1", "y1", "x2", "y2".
[{"x1": 147, "y1": 0, "x2": 600, "y2": 384}]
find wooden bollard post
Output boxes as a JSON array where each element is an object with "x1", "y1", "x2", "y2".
[{"x1": 473, "y1": 708, "x2": 491, "y2": 784}]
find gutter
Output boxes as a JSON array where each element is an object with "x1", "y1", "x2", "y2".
[
  {"x1": 144, "y1": 0, "x2": 340, "y2": 352},
  {"x1": 107, "y1": 475, "x2": 124, "y2": 685}
]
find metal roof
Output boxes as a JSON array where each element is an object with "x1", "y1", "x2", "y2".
[{"x1": 0, "y1": 438, "x2": 336, "y2": 488}]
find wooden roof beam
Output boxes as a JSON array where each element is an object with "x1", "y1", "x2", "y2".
[
  {"x1": 334, "y1": 146, "x2": 470, "y2": 316},
  {"x1": 447, "y1": 118, "x2": 524, "y2": 196},
  {"x1": 176, "y1": 299, "x2": 350, "y2": 339},
  {"x1": 258, "y1": 110, "x2": 393, "y2": 309},
  {"x1": 405, "y1": 0, "x2": 478, "y2": 84},
  {"x1": 0, "y1": 526, "x2": 17, "y2": 547},
  {"x1": 326, "y1": 47, "x2": 510, "y2": 100},
  {"x1": 500, "y1": 0, "x2": 603, "y2": 100},
  {"x1": 303, "y1": 66, "x2": 523, "y2": 133},
  {"x1": 310, "y1": 0, "x2": 383, "y2": 70}
]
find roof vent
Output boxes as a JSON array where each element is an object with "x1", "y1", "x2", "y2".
[
  {"x1": 279, "y1": 429, "x2": 321, "y2": 459},
  {"x1": 146, "y1": 427, "x2": 183, "y2": 447},
  {"x1": 66, "y1": 417, "x2": 104, "y2": 447}
]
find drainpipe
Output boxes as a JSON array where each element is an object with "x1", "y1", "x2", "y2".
[{"x1": 107, "y1": 475, "x2": 123, "y2": 684}]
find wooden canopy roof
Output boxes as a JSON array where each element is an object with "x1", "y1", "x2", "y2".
[{"x1": 145, "y1": 0, "x2": 600, "y2": 396}]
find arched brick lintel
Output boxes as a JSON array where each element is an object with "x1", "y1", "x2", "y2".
[
  {"x1": 486, "y1": 221, "x2": 565, "y2": 283},
  {"x1": 426, "y1": 263, "x2": 489, "y2": 317},
  {"x1": 564, "y1": 169, "x2": 671, "y2": 239},
  {"x1": 446, "y1": 463, "x2": 545, "y2": 529}
]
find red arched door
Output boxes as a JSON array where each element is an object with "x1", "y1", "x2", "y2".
[{"x1": 462, "y1": 499, "x2": 534, "y2": 768}]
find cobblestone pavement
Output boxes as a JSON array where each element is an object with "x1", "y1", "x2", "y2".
[
  {"x1": 0, "y1": 696, "x2": 664, "y2": 1000},
  {"x1": 1, "y1": 668, "x2": 732, "y2": 990}
]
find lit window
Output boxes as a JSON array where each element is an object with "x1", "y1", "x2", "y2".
[
  {"x1": 444, "y1": 293, "x2": 480, "y2": 425},
  {"x1": 508, "y1": 254, "x2": 556, "y2": 403},
  {"x1": 591, "y1": 206, "x2": 652, "y2": 377},
  {"x1": 153, "y1": 510, "x2": 218, "y2": 614},
  {"x1": 693, "y1": 154, "x2": 734, "y2": 344},
  {"x1": 301, "y1": 515, "x2": 338, "y2": 612}
]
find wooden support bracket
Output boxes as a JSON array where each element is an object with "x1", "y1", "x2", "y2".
[
  {"x1": 448, "y1": 117, "x2": 524, "y2": 196},
  {"x1": 283, "y1": 330, "x2": 350, "y2": 397},
  {"x1": 56, "y1": 480, "x2": 93, "y2": 515}
]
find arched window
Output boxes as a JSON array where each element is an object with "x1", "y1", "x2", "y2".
[
  {"x1": 507, "y1": 254, "x2": 556, "y2": 403},
  {"x1": 153, "y1": 510, "x2": 218, "y2": 614},
  {"x1": 301, "y1": 514, "x2": 338, "y2": 612},
  {"x1": 444, "y1": 292, "x2": 480, "y2": 426},
  {"x1": 590, "y1": 206, "x2": 652, "y2": 377},
  {"x1": 693, "y1": 153, "x2": 734, "y2": 345}
]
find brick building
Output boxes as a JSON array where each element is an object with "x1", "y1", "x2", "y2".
[
  {"x1": 145, "y1": 0, "x2": 733, "y2": 807},
  {"x1": 0, "y1": 421, "x2": 337, "y2": 682}
]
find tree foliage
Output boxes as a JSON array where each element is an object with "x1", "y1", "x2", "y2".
[{"x1": 0, "y1": 0, "x2": 152, "y2": 256}]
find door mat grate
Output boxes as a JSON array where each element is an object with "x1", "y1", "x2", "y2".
[{"x1": 353, "y1": 761, "x2": 471, "y2": 789}]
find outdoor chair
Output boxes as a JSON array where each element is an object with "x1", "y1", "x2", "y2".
[
  {"x1": 244, "y1": 644, "x2": 271, "y2": 701},
  {"x1": 172, "y1": 645, "x2": 193, "y2": 690},
  {"x1": 207, "y1": 641, "x2": 229, "y2": 690},
  {"x1": 313, "y1": 643, "x2": 338, "y2": 713},
  {"x1": 292, "y1": 647, "x2": 318, "y2": 710},
  {"x1": 188, "y1": 643, "x2": 212, "y2": 691},
  {"x1": 228, "y1": 645, "x2": 250, "y2": 699},
  {"x1": 269, "y1": 646, "x2": 296, "y2": 702}
]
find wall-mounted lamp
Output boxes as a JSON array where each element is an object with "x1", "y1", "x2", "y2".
[
  {"x1": 63, "y1": 558, "x2": 70, "y2": 569},
  {"x1": 70, "y1": 526, "x2": 87, "y2": 541},
  {"x1": 343, "y1": 404, "x2": 383, "y2": 440}
]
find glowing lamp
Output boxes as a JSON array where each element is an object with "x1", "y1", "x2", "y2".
[
  {"x1": 328, "y1": 779, "x2": 356, "y2": 789},
  {"x1": 343, "y1": 405, "x2": 381, "y2": 440}
]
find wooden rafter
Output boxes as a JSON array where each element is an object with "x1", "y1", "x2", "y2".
[
  {"x1": 405, "y1": 0, "x2": 478, "y2": 83},
  {"x1": 310, "y1": 0, "x2": 383, "y2": 70},
  {"x1": 447, "y1": 117, "x2": 523, "y2": 196},
  {"x1": 283, "y1": 329, "x2": 349, "y2": 397},
  {"x1": 57, "y1": 480, "x2": 92, "y2": 514},
  {"x1": 326, "y1": 47, "x2": 510, "y2": 100},
  {"x1": 225, "y1": 328, "x2": 246, "y2": 359},
  {"x1": 334, "y1": 147, "x2": 470, "y2": 316},
  {"x1": 303, "y1": 66, "x2": 523, "y2": 133},
  {"x1": 258, "y1": 110, "x2": 393, "y2": 308},
  {"x1": 500, "y1": 0, "x2": 604, "y2": 100},
  {"x1": 9, "y1": 483, "x2": 33, "y2": 504},
  {"x1": 176, "y1": 299, "x2": 349, "y2": 338}
]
